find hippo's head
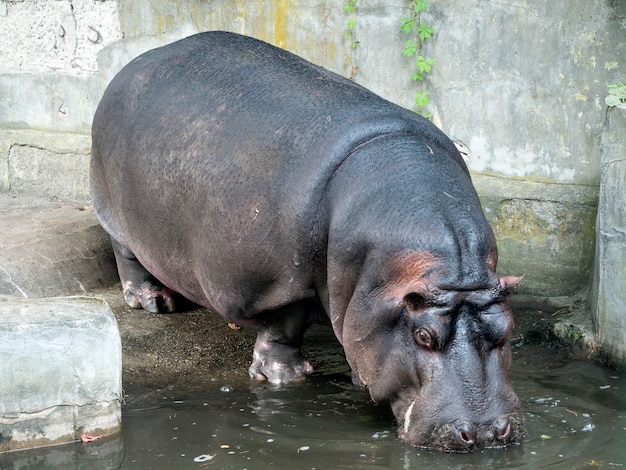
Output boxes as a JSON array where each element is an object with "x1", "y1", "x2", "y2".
[{"x1": 330, "y1": 251, "x2": 525, "y2": 452}]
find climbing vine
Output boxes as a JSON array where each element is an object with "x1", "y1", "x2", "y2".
[
  {"x1": 343, "y1": 0, "x2": 359, "y2": 79},
  {"x1": 400, "y1": 0, "x2": 435, "y2": 117}
]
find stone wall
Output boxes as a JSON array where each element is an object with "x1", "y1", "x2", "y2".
[{"x1": 1, "y1": 0, "x2": 624, "y2": 306}]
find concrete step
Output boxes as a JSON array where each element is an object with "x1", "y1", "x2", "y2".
[
  {"x1": 0, "y1": 296, "x2": 122, "y2": 452},
  {"x1": 0, "y1": 194, "x2": 118, "y2": 299}
]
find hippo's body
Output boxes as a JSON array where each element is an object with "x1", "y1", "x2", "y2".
[{"x1": 91, "y1": 31, "x2": 524, "y2": 451}]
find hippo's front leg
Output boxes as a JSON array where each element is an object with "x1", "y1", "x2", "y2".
[{"x1": 249, "y1": 300, "x2": 318, "y2": 384}]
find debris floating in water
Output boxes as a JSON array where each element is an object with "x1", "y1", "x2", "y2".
[
  {"x1": 220, "y1": 385, "x2": 233, "y2": 393},
  {"x1": 298, "y1": 445, "x2": 310, "y2": 453},
  {"x1": 193, "y1": 453, "x2": 216, "y2": 462}
]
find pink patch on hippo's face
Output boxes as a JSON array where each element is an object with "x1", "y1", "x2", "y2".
[{"x1": 382, "y1": 250, "x2": 440, "y2": 303}]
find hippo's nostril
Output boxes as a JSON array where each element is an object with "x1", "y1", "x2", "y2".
[
  {"x1": 455, "y1": 421, "x2": 476, "y2": 446},
  {"x1": 493, "y1": 416, "x2": 512, "y2": 441},
  {"x1": 495, "y1": 416, "x2": 512, "y2": 441},
  {"x1": 459, "y1": 429, "x2": 473, "y2": 444}
]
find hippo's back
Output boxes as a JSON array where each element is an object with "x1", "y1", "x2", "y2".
[{"x1": 90, "y1": 31, "x2": 465, "y2": 317}]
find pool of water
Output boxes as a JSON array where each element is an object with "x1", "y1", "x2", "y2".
[{"x1": 2, "y1": 328, "x2": 625, "y2": 469}]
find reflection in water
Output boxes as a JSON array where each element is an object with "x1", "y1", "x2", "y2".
[{"x1": 1, "y1": 333, "x2": 625, "y2": 469}]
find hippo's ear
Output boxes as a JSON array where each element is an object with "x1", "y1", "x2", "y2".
[
  {"x1": 400, "y1": 280, "x2": 431, "y2": 311},
  {"x1": 500, "y1": 276, "x2": 523, "y2": 295}
]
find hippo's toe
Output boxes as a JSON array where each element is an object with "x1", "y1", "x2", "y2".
[{"x1": 123, "y1": 281, "x2": 176, "y2": 313}]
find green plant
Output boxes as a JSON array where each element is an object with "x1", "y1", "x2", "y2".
[
  {"x1": 343, "y1": 0, "x2": 359, "y2": 79},
  {"x1": 400, "y1": 0, "x2": 435, "y2": 117},
  {"x1": 605, "y1": 82, "x2": 626, "y2": 107}
]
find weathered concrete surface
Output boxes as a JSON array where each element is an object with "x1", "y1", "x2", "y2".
[
  {"x1": 591, "y1": 105, "x2": 626, "y2": 370},
  {"x1": 0, "y1": 131, "x2": 92, "y2": 201},
  {"x1": 428, "y1": 0, "x2": 624, "y2": 186},
  {"x1": 0, "y1": 194, "x2": 118, "y2": 298},
  {"x1": 472, "y1": 174, "x2": 598, "y2": 298},
  {"x1": 0, "y1": 296, "x2": 122, "y2": 452},
  {"x1": 0, "y1": 0, "x2": 122, "y2": 135}
]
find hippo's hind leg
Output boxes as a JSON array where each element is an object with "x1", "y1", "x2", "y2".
[
  {"x1": 249, "y1": 300, "x2": 322, "y2": 384},
  {"x1": 110, "y1": 237, "x2": 175, "y2": 313}
]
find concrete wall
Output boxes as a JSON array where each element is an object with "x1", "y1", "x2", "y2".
[{"x1": 1, "y1": 1, "x2": 624, "y2": 304}]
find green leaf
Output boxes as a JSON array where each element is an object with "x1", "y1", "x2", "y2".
[
  {"x1": 417, "y1": 24, "x2": 434, "y2": 41},
  {"x1": 540, "y1": 434, "x2": 552, "y2": 440},
  {"x1": 415, "y1": 90, "x2": 430, "y2": 109},
  {"x1": 606, "y1": 82, "x2": 626, "y2": 106},
  {"x1": 414, "y1": 0, "x2": 428, "y2": 15},
  {"x1": 416, "y1": 55, "x2": 434, "y2": 74},
  {"x1": 400, "y1": 17, "x2": 416, "y2": 34},
  {"x1": 347, "y1": 18, "x2": 356, "y2": 30},
  {"x1": 606, "y1": 94, "x2": 620, "y2": 107},
  {"x1": 402, "y1": 39, "x2": 418, "y2": 57}
]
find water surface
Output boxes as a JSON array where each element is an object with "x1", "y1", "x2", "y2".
[{"x1": 1, "y1": 328, "x2": 624, "y2": 469}]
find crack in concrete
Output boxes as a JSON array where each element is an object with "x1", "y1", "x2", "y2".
[{"x1": 0, "y1": 265, "x2": 28, "y2": 298}]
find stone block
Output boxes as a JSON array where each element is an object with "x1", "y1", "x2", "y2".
[
  {"x1": 0, "y1": 130, "x2": 92, "y2": 203},
  {"x1": 0, "y1": 73, "x2": 100, "y2": 135},
  {"x1": 0, "y1": 296, "x2": 122, "y2": 452}
]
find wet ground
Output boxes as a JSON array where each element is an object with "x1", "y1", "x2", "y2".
[{"x1": 1, "y1": 286, "x2": 625, "y2": 469}]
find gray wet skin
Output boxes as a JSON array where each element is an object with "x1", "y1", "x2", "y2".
[{"x1": 91, "y1": 31, "x2": 524, "y2": 451}]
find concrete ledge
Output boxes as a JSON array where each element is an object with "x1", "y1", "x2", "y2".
[
  {"x1": 0, "y1": 296, "x2": 122, "y2": 452},
  {"x1": 0, "y1": 194, "x2": 119, "y2": 298}
]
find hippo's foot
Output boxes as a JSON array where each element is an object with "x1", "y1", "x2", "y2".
[
  {"x1": 110, "y1": 237, "x2": 176, "y2": 313},
  {"x1": 123, "y1": 280, "x2": 175, "y2": 313},
  {"x1": 249, "y1": 341, "x2": 314, "y2": 384},
  {"x1": 248, "y1": 301, "x2": 318, "y2": 384}
]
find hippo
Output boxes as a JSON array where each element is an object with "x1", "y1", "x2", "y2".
[{"x1": 91, "y1": 31, "x2": 524, "y2": 451}]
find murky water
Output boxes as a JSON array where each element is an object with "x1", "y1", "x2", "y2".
[{"x1": 2, "y1": 326, "x2": 625, "y2": 469}]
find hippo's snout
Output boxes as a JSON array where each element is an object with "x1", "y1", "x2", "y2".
[{"x1": 426, "y1": 413, "x2": 525, "y2": 452}]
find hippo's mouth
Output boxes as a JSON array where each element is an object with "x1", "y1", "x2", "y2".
[
  {"x1": 427, "y1": 414, "x2": 525, "y2": 453},
  {"x1": 399, "y1": 404, "x2": 525, "y2": 452}
]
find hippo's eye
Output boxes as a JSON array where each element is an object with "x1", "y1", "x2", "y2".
[{"x1": 414, "y1": 328, "x2": 433, "y2": 349}]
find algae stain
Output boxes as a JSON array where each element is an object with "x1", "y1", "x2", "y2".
[
  {"x1": 273, "y1": 0, "x2": 289, "y2": 49},
  {"x1": 493, "y1": 200, "x2": 549, "y2": 245}
]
